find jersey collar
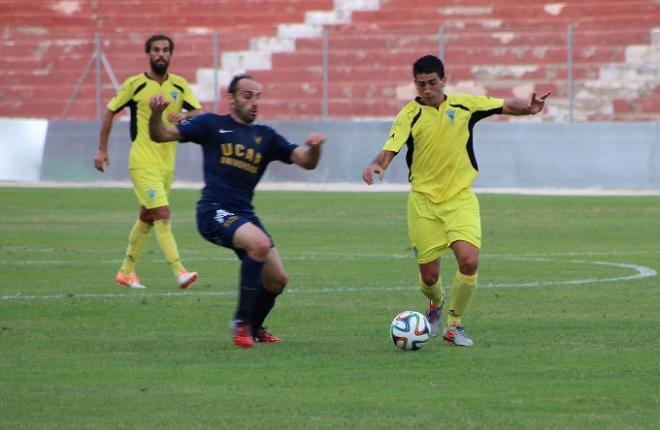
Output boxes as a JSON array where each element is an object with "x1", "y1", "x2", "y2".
[
  {"x1": 144, "y1": 71, "x2": 170, "y2": 83},
  {"x1": 415, "y1": 94, "x2": 448, "y2": 110}
]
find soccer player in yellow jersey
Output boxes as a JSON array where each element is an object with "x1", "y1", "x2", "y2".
[
  {"x1": 94, "y1": 34, "x2": 202, "y2": 290},
  {"x1": 362, "y1": 55, "x2": 550, "y2": 346}
]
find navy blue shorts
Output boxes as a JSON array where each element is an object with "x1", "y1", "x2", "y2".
[{"x1": 196, "y1": 202, "x2": 273, "y2": 258}]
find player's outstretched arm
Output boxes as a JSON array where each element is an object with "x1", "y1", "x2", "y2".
[
  {"x1": 502, "y1": 91, "x2": 551, "y2": 116},
  {"x1": 291, "y1": 133, "x2": 326, "y2": 169},
  {"x1": 94, "y1": 108, "x2": 117, "y2": 172},
  {"x1": 362, "y1": 150, "x2": 396, "y2": 185},
  {"x1": 167, "y1": 109, "x2": 202, "y2": 123},
  {"x1": 149, "y1": 95, "x2": 184, "y2": 143}
]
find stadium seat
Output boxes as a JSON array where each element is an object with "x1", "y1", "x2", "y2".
[{"x1": 1, "y1": 0, "x2": 659, "y2": 121}]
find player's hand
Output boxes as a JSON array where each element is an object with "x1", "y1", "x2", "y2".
[
  {"x1": 94, "y1": 149, "x2": 108, "y2": 172},
  {"x1": 529, "y1": 91, "x2": 551, "y2": 114},
  {"x1": 149, "y1": 95, "x2": 170, "y2": 114},
  {"x1": 167, "y1": 112, "x2": 187, "y2": 123},
  {"x1": 362, "y1": 163, "x2": 384, "y2": 185},
  {"x1": 305, "y1": 133, "x2": 326, "y2": 148}
]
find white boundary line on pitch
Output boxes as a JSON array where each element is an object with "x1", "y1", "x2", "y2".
[
  {"x1": 3, "y1": 250, "x2": 660, "y2": 266},
  {"x1": 3, "y1": 180, "x2": 660, "y2": 195},
  {"x1": 1, "y1": 258, "x2": 655, "y2": 301}
]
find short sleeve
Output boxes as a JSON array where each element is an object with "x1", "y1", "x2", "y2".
[
  {"x1": 178, "y1": 79, "x2": 202, "y2": 111},
  {"x1": 176, "y1": 113, "x2": 212, "y2": 144},
  {"x1": 466, "y1": 95, "x2": 504, "y2": 113},
  {"x1": 268, "y1": 129, "x2": 298, "y2": 164},
  {"x1": 465, "y1": 95, "x2": 504, "y2": 123},
  {"x1": 383, "y1": 105, "x2": 419, "y2": 154},
  {"x1": 106, "y1": 77, "x2": 135, "y2": 112}
]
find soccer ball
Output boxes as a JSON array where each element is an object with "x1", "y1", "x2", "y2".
[{"x1": 390, "y1": 310, "x2": 431, "y2": 351}]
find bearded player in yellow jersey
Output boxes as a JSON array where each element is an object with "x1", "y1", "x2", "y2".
[
  {"x1": 363, "y1": 55, "x2": 550, "y2": 346},
  {"x1": 94, "y1": 34, "x2": 202, "y2": 290}
]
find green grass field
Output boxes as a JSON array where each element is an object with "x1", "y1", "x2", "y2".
[{"x1": 1, "y1": 187, "x2": 659, "y2": 429}]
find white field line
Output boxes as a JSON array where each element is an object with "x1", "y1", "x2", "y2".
[
  {"x1": 1, "y1": 257, "x2": 655, "y2": 301},
  {"x1": 2, "y1": 250, "x2": 660, "y2": 266},
  {"x1": 2, "y1": 180, "x2": 660, "y2": 195}
]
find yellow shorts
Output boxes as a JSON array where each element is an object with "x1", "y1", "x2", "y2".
[
  {"x1": 129, "y1": 168, "x2": 173, "y2": 209},
  {"x1": 407, "y1": 188, "x2": 481, "y2": 264}
]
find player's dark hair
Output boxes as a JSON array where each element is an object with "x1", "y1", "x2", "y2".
[
  {"x1": 145, "y1": 34, "x2": 174, "y2": 53},
  {"x1": 413, "y1": 55, "x2": 445, "y2": 79},
  {"x1": 228, "y1": 73, "x2": 255, "y2": 95}
]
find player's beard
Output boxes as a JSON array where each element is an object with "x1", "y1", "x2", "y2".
[{"x1": 150, "y1": 58, "x2": 169, "y2": 77}]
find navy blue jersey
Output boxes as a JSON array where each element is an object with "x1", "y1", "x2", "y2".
[{"x1": 177, "y1": 113, "x2": 298, "y2": 212}]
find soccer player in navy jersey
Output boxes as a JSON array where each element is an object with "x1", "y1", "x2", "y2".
[{"x1": 148, "y1": 74, "x2": 326, "y2": 348}]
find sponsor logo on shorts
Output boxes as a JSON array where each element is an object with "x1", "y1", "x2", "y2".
[{"x1": 223, "y1": 215, "x2": 239, "y2": 228}]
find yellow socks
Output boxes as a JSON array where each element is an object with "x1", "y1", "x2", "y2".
[
  {"x1": 153, "y1": 219, "x2": 185, "y2": 277},
  {"x1": 419, "y1": 276, "x2": 443, "y2": 307},
  {"x1": 119, "y1": 220, "x2": 152, "y2": 274},
  {"x1": 447, "y1": 272, "x2": 478, "y2": 327}
]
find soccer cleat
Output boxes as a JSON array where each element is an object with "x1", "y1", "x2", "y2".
[
  {"x1": 254, "y1": 327, "x2": 282, "y2": 343},
  {"x1": 230, "y1": 320, "x2": 254, "y2": 348},
  {"x1": 425, "y1": 302, "x2": 443, "y2": 338},
  {"x1": 443, "y1": 325, "x2": 474, "y2": 347},
  {"x1": 115, "y1": 271, "x2": 146, "y2": 289},
  {"x1": 177, "y1": 270, "x2": 198, "y2": 290}
]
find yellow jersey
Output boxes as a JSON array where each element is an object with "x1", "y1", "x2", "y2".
[
  {"x1": 384, "y1": 94, "x2": 503, "y2": 204},
  {"x1": 107, "y1": 72, "x2": 201, "y2": 170}
]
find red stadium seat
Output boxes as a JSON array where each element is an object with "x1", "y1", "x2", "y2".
[{"x1": 1, "y1": 0, "x2": 659, "y2": 121}]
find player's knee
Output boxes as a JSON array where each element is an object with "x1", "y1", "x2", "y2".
[
  {"x1": 421, "y1": 272, "x2": 439, "y2": 286},
  {"x1": 152, "y1": 206, "x2": 171, "y2": 221},
  {"x1": 457, "y1": 255, "x2": 479, "y2": 275},
  {"x1": 139, "y1": 214, "x2": 154, "y2": 224},
  {"x1": 249, "y1": 239, "x2": 271, "y2": 261},
  {"x1": 141, "y1": 206, "x2": 170, "y2": 223}
]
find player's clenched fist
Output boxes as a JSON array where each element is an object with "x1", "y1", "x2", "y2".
[{"x1": 149, "y1": 95, "x2": 170, "y2": 113}]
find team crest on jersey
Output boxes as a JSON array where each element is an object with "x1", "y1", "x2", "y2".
[
  {"x1": 446, "y1": 109, "x2": 456, "y2": 124},
  {"x1": 255, "y1": 136, "x2": 262, "y2": 145},
  {"x1": 170, "y1": 91, "x2": 179, "y2": 101},
  {"x1": 148, "y1": 189, "x2": 156, "y2": 201}
]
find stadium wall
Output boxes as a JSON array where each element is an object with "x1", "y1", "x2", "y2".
[{"x1": 2, "y1": 120, "x2": 660, "y2": 190}]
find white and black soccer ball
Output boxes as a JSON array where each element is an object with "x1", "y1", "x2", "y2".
[{"x1": 390, "y1": 310, "x2": 431, "y2": 351}]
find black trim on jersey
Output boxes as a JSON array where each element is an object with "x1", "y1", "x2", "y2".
[
  {"x1": 404, "y1": 108, "x2": 423, "y2": 182},
  {"x1": 125, "y1": 83, "x2": 148, "y2": 142},
  {"x1": 449, "y1": 103, "x2": 470, "y2": 111},
  {"x1": 183, "y1": 101, "x2": 196, "y2": 111},
  {"x1": 133, "y1": 82, "x2": 147, "y2": 97},
  {"x1": 111, "y1": 76, "x2": 143, "y2": 113},
  {"x1": 173, "y1": 83, "x2": 185, "y2": 93},
  {"x1": 128, "y1": 100, "x2": 138, "y2": 142},
  {"x1": 410, "y1": 107, "x2": 423, "y2": 128},
  {"x1": 466, "y1": 107, "x2": 503, "y2": 171}
]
